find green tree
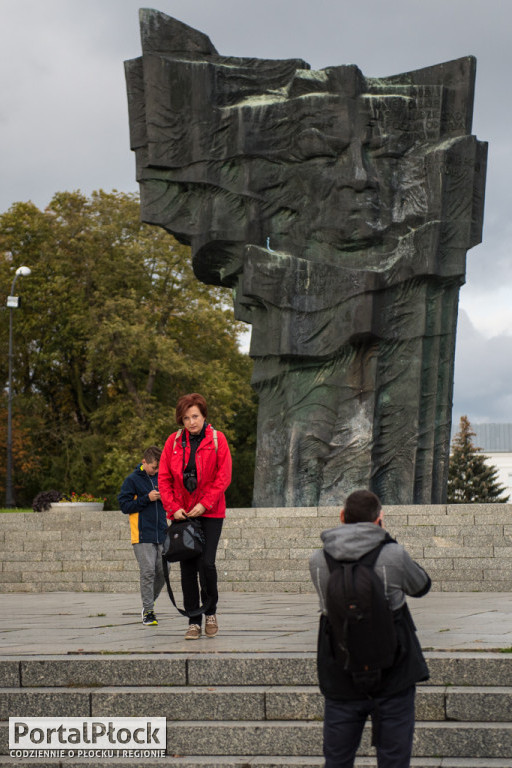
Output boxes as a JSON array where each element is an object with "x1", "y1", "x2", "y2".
[
  {"x1": 447, "y1": 415, "x2": 509, "y2": 503},
  {"x1": 0, "y1": 191, "x2": 256, "y2": 507}
]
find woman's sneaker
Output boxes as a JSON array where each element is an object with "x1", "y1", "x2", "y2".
[
  {"x1": 185, "y1": 624, "x2": 202, "y2": 640},
  {"x1": 205, "y1": 615, "x2": 218, "y2": 637},
  {"x1": 142, "y1": 610, "x2": 158, "y2": 626}
]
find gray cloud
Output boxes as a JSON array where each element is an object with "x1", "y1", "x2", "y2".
[{"x1": 453, "y1": 310, "x2": 512, "y2": 423}]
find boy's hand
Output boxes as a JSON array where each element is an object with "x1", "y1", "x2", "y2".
[{"x1": 149, "y1": 490, "x2": 160, "y2": 501}]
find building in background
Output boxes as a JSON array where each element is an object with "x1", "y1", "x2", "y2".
[{"x1": 472, "y1": 424, "x2": 512, "y2": 500}]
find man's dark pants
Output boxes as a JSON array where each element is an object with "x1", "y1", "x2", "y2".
[{"x1": 323, "y1": 685, "x2": 415, "y2": 768}]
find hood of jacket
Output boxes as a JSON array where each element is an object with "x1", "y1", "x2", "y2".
[{"x1": 321, "y1": 521, "x2": 388, "y2": 561}]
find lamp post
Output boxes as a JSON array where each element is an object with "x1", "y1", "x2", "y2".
[{"x1": 5, "y1": 266, "x2": 31, "y2": 508}]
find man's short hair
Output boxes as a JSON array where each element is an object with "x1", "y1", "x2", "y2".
[
  {"x1": 343, "y1": 490, "x2": 382, "y2": 524},
  {"x1": 143, "y1": 446, "x2": 161, "y2": 464}
]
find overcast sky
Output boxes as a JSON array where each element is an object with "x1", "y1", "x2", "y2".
[{"x1": 1, "y1": 0, "x2": 510, "y2": 426}]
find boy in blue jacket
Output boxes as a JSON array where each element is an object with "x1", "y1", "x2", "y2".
[{"x1": 118, "y1": 446, "x2": 167, "y2": 625}]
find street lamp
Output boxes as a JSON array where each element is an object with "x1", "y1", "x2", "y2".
[{"x1": 5, "y1": 266, "x2": 31, "y2": 507}]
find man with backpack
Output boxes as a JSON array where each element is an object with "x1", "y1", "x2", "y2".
[{"x1": 309, "y1": 489, "x2": 431, "y2": 768}]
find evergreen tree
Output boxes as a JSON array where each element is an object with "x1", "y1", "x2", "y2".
[{"x1": 447, "y1": 416, "x2": 509, "y2": 503}]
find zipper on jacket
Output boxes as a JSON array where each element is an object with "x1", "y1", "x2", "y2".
[
  {"x1": 144, "y1": 471, "x2": 159, "y2": 538},
  {"x1": 194, "y1": 431, "x2": 213, "y2": 485}
]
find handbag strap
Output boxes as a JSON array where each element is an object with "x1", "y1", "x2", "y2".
[{"x1": 161, "y1": 553, "x2": 213, "y2": 618}]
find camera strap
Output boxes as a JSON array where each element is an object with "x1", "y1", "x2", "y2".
[
  {"x1": 183, "y1": 423, "x2": 208, "y2": 474},
  {"x1": 182, "y1": 428, "x2": 189, "y2": 473}
]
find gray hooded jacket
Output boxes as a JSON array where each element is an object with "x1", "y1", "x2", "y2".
[
  {"x1": 310, "y1": 521, "x2": 431, "y2": 700},
  {"x1": 309, "y1": 522, "x2": 431, "y2": 613}
]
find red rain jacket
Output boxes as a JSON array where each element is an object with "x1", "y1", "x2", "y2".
[{"x1": 159, "y1": 424, "x2": 232, "y2": 519}]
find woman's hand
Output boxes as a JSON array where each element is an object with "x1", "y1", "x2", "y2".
[
  {"x1": 173, "y1": 508, "x2": 188, "y2": 521},
  {"x1": 187, "y1": 503, "x2": 206, "y2": 518}
]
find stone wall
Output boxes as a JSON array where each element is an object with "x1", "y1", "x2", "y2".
[{"x1": 1, "y1": 504, "x2": 511, "y2": 593}]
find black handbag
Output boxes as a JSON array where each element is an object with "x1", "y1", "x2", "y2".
[
  {"x1": 162, "y1": 517, "x2": 205, "y2": 562},
  {"x1": 161, "y1": 517, "x2": 211, "y2": 618}
]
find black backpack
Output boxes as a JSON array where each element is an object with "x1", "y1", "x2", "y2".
[{"x1": 324, "y1": 534, "x2": 397, "y2": 695}]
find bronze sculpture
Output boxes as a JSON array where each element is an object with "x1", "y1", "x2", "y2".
[{"x1": 125, "y1": 10, "x2": 487, "y2": 505}]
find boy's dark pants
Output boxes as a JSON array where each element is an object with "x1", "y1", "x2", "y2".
[{"x1": 323, "y1": 685, "x2": 415, "y2": 768}]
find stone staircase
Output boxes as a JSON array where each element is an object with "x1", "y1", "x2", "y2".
[
  {"x1": 2, "y1": 503, "x2": 512, "y2": 593},
  {"x1": 1, "y1": 652, "x2": 512, "y2": 766}
]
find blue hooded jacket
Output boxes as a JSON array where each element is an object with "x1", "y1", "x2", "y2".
[{"x1": 118, "y1": 464, "x2": 167, "y2": 544}]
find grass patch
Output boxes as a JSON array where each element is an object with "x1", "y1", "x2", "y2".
[{"x1": 0, "y1": 507, "x2": 33, "y2": 513}]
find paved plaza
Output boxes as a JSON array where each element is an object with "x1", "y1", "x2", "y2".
[{"x1": 1, "y1": 591, "x2": 511, "y2": 656}]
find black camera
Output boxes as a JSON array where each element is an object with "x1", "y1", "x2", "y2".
[{"x1": 183, "y1": 469, "x2": 197, "y2": 493}]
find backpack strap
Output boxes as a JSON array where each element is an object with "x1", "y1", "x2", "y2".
[
  {"x1": 172, "y1": 428, "x2": 183, "y2": 451},
  {"x1": 172, "y1": 426, "x2": 218, "y2": 452},
  {"x1": 323, "y1": 550, "x2": 340, "y2": 572},
  {"x1": 358, "y1": 533, "x2": 396, "y2": 567}
]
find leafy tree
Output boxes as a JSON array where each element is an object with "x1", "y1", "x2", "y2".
[
  {"x1": 447, "y1": 415, "x2": 509, "y2": 503},
  {"x1": 0, "y1": 191, "x2": 256, "y2": 507}
]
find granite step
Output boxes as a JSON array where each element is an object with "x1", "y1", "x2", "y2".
[
  {"x1": 2, "y1": 653, "x2": 512, "y2": 763},
  {"x1": 162, "y1": 720, "x2": 512, "y2": 758},
  {"x1": 2, "y1": 685, "x2": 512, "y2": 723},
  {"x1": 3, "y1": 505, "x2": 512, "y2": 594},
  {"x1": 2, "y1": 721, "x2": 512, "y2": 760},
  {"x1": 1, "y1": 757, "x2": 512, "y2": 768},
  {"x1": 3, "y1": 713, "x2": 512, "y2": 759},
  {"x1": 3, "y1": 652, "x2": 512, "y2": 689}
]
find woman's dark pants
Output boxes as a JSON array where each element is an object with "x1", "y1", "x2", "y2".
[{"x1": 180, "y1": 517, "x2": 223, "y2": 625}]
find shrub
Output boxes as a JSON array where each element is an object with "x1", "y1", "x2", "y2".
[{"x1": 32, "y1": 489, "x2": 62, "y2": 513}]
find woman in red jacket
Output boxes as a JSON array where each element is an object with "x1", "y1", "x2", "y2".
[{"x1": 159, "y1": 393, "x2": 232, "y2": 640}]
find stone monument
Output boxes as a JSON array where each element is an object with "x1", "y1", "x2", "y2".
[{"x1": 125, "y1": 9, "x2": 487, "y2": 506}]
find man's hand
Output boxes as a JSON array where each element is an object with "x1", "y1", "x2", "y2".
[{"x1": 173, "y1": 508, "x2": 188, "y2": 520}]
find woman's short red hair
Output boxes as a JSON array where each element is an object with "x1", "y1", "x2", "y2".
[{"x1": 175, "y1": 393, "x2": 208, "y2": 426}]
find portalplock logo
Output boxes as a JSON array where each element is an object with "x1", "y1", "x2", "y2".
[{"x1": 9, "y1": 717, "x2": 166, "y2": 757}]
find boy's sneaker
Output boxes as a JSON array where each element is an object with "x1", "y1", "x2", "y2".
[
  {"x1": 205, "y1": 615, "x2": 218, "y2": 637},
  {"x1": 142, "y1": 610, "x2": 158, "y2": 626},
  {"x1": 185, "y1": 624, "x2": 201, "y2": 640}
]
